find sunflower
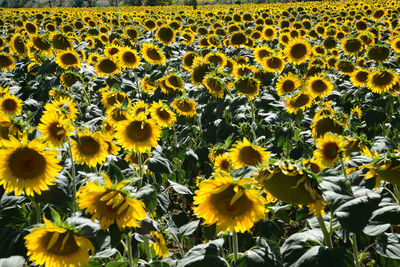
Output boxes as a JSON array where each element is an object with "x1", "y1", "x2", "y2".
[
  {"x1": 55, "y1": 50, "x2": 81, "y2": 69},
  {"x1": 104, "y1": 135, "x2": 120, "y2": 156},
  {"x1": 390, "y1": 37, "x2": 400, "y2": 53},
  {"x1": 336, "y1": 60, "x2": 355, "y2": 74},
  {"x1": 203, "y1": 74, "x2": 226, "y2": 98},
  {"x1": 71, "y1": 128, "x2": 108, "y2": 167},
  {"x1": 77, "y1": 173, "x2": 146, "y2": 230},
  {"x1": 141, "y1": 76, "x2": 157, "y2": 95},
  {"x1": 234, "y1": 76, "x2": 260, "y2": 100},
  {"x1": 182, "y1": 51, "x2": 198, "y2": 71},
  {"x1": 0, "y1": 135, "x2": 62, "y2": 196},
  {"x1": 284, "y1": 91, "x2": 313, "y2": 114},
  {"x1": 190, "y1": 60, "x2": 213, "y2": 86},
  {"x1": 144, "y1": 18, "x2": 157, "y2": 31},
  {"x1": 149, "y1": 101, "x2": 176, "y2": 128},
  {"x1": 350, "y1": 68, "x2": 369, "y2": 87},
  {"x1": 101, "y1": 90, "x2": 129, "y2": 109},
  {"x1": 115, "y1": 113, "x2": 161, "y2": 153},
  {"x1": 367, "y1": 69, "x2": 399, "y2": 93},
  {"x1": 118, "y1": 47, "x2": 141, "y2": 69},
  {"x1": 37, "y1": 112, "x2": 73, "y2": 148},
  {"x1": 30, "y1": 34, "x2": 52, "y2": 56},
  {"x1": 262, "y1": 55, "x2": 285, "y2": 73},
  {"x1": 156, "y1": 25, "x2": 176, "y2": 46},
  {"x1": 204, "y1": 52, "x2": 227, "y2": 70},
  {"x1": 311, "y1": 115, "x2": 344, "y2": 138},
  {"x1": 262, "y1": 26, "x2": 277, "y2": 41},
  {"x1": 314, "y1": 133, "x2": 344, "y2": 168},
  {"x1": 165, "y1": 73, "x2": 184, "y2": 92},
  {"x1": 94, "y1": 57, "x2": 121, "y2": 77},
  {"x1": 193, "y1": 172, "x2": 267, "y2": 233},
  {"x1": 24, "y1": 21, "x2": 38, "y2": 35},
  {"x1": 341, "y1": 38, "x2": 363, "y2": 55},
  {"x1": 0, "y1": 53, "x2": 15, "y2": 72},
  {"x1": 171, "y1": 98, "x2": 197, "y2": 117},
  {"x1": 104, "y1": 44, "x2": 122, "y2": 58},
  {"x1": 275, "y1": 72, "x2": 301, "y2": 95},
  {"x1": 232, "y1": 63, "x2": 254, "y2": 78},
  {"x1": 132, "y1": 100, "x2": 149, "y2": 117},
  {"x1": 0, "y1": 112, "x2": 21, "y2": 143},
  {"x1": 180, "y1": 31, "x2": 195, "y2": 46},
  {"x1": 229, "y1": 138, "x2": 270, "y2": 168},
  {"x1": 150, "y1": 231, "x2": 169, "y2": 258},
  {"x1": 285, "y1": 38, "x2": 312, "y2": 65},
  {"x1": 0, "y1": 93, "x2": 22, "y2": 116},
  {"x1": 253, "y1": 45, "x2": 273, "y2": 65},
  {"x1": 367, "y1": 45, "x2": 390, "y2": 62},
  {"x1": 307, "y1": 73, "x2": 334, "y2": 98},
  {"x1": 60, "y1": 71, "x2": 84, "y2": 89},
  {"x1": 214, "y1": 153, "x2": 232, "y2": 173},
  {"x1": 142, "y1": 43, "x2": 166, "y2": 65},
  {"x1": 124, "y1": 151, "x2": 151, "y2": 167},
  {"x1": 230, "y1": 31, "x2": 247, "y2": 48},
  {"x1": 43, "y1": 97, "x2": 78, "y2": 121},
  {"x1": 25, "y1": 216, "x2": 94, "y2": 267},
  {"x1": 106, "y1": 105, "x2": 131, "y2": 126},
  {"x1": 9, "y1": 34, "x2": 27, "y2": 56}
]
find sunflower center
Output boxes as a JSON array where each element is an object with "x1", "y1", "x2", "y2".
[
  {"x1": 13, "y1": 36, "x2": 26, "y2": 54},
  {"x1": 156, "y1": 108, "x2": 170, "y2": 120},
  {"x1": 236, "y1": 78, "x2": 258, "y2": 95},
  {"x1": 146, "y1": 48, "x2": 162, "y2": 61},
  {"x1": 122, "y1": 51, "x2": 137, "y2": 65},
  {"x1": 282, "y1": 80, "x2": 295, "y2": 93},
  {"x1": 109, "y1": 48, "x2": 119, "y2": 56},
  {"x1": 0, "y1": 55, "x2": 13, "y2": 68},
  {"x1": 2, "y1": 99, "x2": 17, "y2": 112},
  {"x1": 9, "y1": 147, "x2": 46, "y2": 179},
  {"x1": 344, "y1": 39, "x2": 362, "y2": 53},
  {"x1": 60, "y1": 53, "x2": 78, "y2": 66},
  {"x1": 98, "y1": 59, "x2": 118, "y2": 74},
  {"x1": 177, "y1": 101, "x2": 193, "y2": 112},
  {"x1": 126, "y1": 121, "x2": 152, "y2": 142},
  {"x1": 257, "y1": 49, "x2": 270, "y2": 59},
  {"x1": 78, "y1": 136, "x2": 100, "y2": 156},
  {"x1": 49, "y1": 122, "x2": 66, "y2": 141},
  {"x1": 44, "y1": 231, "x2": 80, "y2": 256},
  {"x1": 289, "y1": 93, "x2": 310, "y2": 108},
  {"x1": 158, "y1": 27, "x2": 174, "y2": 44},
  {"x1": 210, "y1": 185, "x2": 252, "y2": 217},
  {"x1": 107, "y1": 93, "x2": 125, "y2": 106},
  {"x1": 290, "y1": 43, "x2": 307, "y2": 59},
  {"x1": 266, "y1": 57, "x2": 282, "y2": 69},
  {"x1": 192, "y1": 63, "x2": 212, "y2": 84},
  {"x1": 311, "y1": 79, "x2": 328, "y2": 93},
  {"x1": 323, "y1": 142, "x2": 339, "y2": 160},
  {"x1": 220, "y1": 159, "x2": 230, "y2": 171},
  {"x1": 372, "y1": 71, "x2": 394, "y2": 87},
  {"x1": 355, "y1": 71, "x2": 368, "y2": 82},
  {"x1": 238, "y1": 146, "x2": 262, "y2": 166},
  {"x1": 33, "y1": 37, "x2": 51, "y2": 50}
]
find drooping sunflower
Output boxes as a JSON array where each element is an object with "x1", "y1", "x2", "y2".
[
  {"x1": 229, "y1": 138, "x2": 270, "y2": 168},
  {"x1": 367, "y1": 69, "x2": 399, "y2": 94},
  {"x1": 190, "y1": 60, "x2": 213, "y2": 86},
  {"x1": 150, "y1": 231, "x2": 169, "y2": 258},
  {"x1": 229, "y1": 31, "x2": 247, "y2": 48},
  {"x1": 367, "y1": 45, "x2": 390, "y2": 62},
  {"x1": 350, "y1": 68, "x2": 369, "y2": 87},
  {"x1": 37, "y1": 112, "x2": 73, "y2": 148},
  {"x1": 0, "y1": 135, "x2": 62, "y2": 196},
  {"x1": 9, "y1": 34, "x2": 27, "y2": 57},
  {"x1": 234, "y1": 76, "x2": 260, "y2": 100},
  {"x1": 118, "y1": 47, "x2": 141, "y2": 69},
  {"x1": 0, "y1": 93, "x2": 22, "y2": 116},
  {"x1": 140, "y1": 76, "x2": 157, "y2": 95},
  {"x1": 156, "y1": 25, "x2": 176, "y2": 46},
  {"x1": 204, "y1": 52, "x2": 227, "y2": 70},
  {"x1": 275, "y1": 72, "x2": 301, "y2": 95},
  {"x1": 341, "y1": 38, "x2": 363, "y2": 56},
  {"x1": 142, "y1": 43, "x2": 166, "y2": 65},
  {"x1": 149, "y1": 101, "x2": 176, "y2": 128},
  {"x1": 0, "y1": 112, "x2": 21, "y2": 143},
  {"x1": 311, "y1": 115, "x2": 344, "y2": 138},
  {"x1": 336, "y1": 60, "x2": 355, "y2": 74},
  {"x1": 30, "y1": 34, "x2": 52, "y2": 56},
  {"x1": 77, "y1": 173, "x2": 146, "y2": 230},
  {"x1": 25, "y1": 216, "x2": 94, "y2": 267},
  {"x1": 307, "y1": 73, "x2": 334, "y2": 98},
  {"x1": 132, "y1": 100, "x2": 149, "y2": 117},
  {"x1": 165, "y1": 73, "x2": 184, "y2": 92},
  {"x1": 262, "y1": 55, "x2": 285, "y2": 73},
  {"x1": 94, "y1": 56, "x2": 121, "y2": 77},
  {"x1": 285, "y1": 38, "x2": 312, "y2": 65},
  {"x1": 313, "y1": 133, "x2": 344, "y2": 168},
  {"x1": 60, "y1": 71, "x2": 84, "y2": 89},
  {"x1": 182, "y1": 51, "x2": 199, "y2": 71},
  {"x1": 115, "y1": 113, "x2": 161, "y2": 153},
  {"x1": 171, "y1": 98, "x2": 197, "y2": 117},
  {"x1": 193, "y1": 172, "x2": 267, "y2": 233},
  {"x1": 101, "y1": 90, "x2": 129, "y2": 109},
  {"x1": 0, "y1": 53, "x2": 15, "y2": 72},
  {"x1": 71, "y1": 128, "x2": 109, "y2": 167},
  {"x1": 43, "y1": 97, "x2": 78, "y2": 121},
  {"x1": 55, "y1": 49, "x2": 81, "y2": 69},
  {"x1": 284, "y1": 91, "x2": 313, "y2": 114},
  {"x1": 203, "y1": 74, "x2": 227, "y2": 99}
]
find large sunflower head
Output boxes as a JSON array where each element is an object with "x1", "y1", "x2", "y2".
[
  {"x1": 257, "y1": 160, "x2": 325, "y2": 214},
  {"x1": 284, "y1": 91, "x2": 314, "y2": 114},
  {"x1": 253, "y1": 45, "x2": 273, "y2": 65},
  {"x1": 193, "y1": 172, "x2": 267, "y2": 233},
  {"x1": 171, "y1": 98, "x2": 197, "y2": 117},
  {"x1": 336, "y1": 60, "x2": 355, "y2": 74},
  {"x1": 118, "y1": 47, "x2": 140, "y2": 69},
  {"x1": 0, "y1": 93, "x2": 22, "y2": 116},
  {"x1": 262, "y1": 55, "x2": 285, "y2": 73},
  {"x1": 44, "y1": 97, "x2": 78, "y2": 121},
  {"x1": 60, "y1": 71, "x2": 84, "y2": 89},
  {"x1": 229, "y1": 138, "x2": 270, "y2": 168},
  {"x1": 367, "y1": 69, "x2": 399, "y2": 94},
  {"x1": 30, "y1": 34, "x2": 52, "y2": 56},
  {"x1": 77, "y1": 173, "x2": 146, "y2": 230},
  {"x1": 55, "y1": 49, "x2": 81, "y2": 69},
  {"x1": 149, "y1": 101, "x2": 176, "y2": 128},
  {"x1": 37, "y1": 112, "x2": 73, "y2": 148},
  {"x1": 313, "y1": 132, "x2": 345, "y2": 168},
  {"x1": 0, "y1": 53, "x2": 15, "y2": 72},
  {"x1": 341, "y1": 38, "x2": 363, "y2": 55},
  {"x1": 190, "y1": 60, "x2": 213, "y2": 87},
  {"x1": 0, "y1": 135, "x2": 62, "y2": 196},
  {"x1": 311, "y1": 115, "x2": 344, "y2": 138},
  {"x1": 203, "y1": 73, "x2": 227, "y2": 99},
  {"x1": 71, "y1": 128, "x2": 109, "y2": 167},
  {"x1": 9, "y1": 33, "x2": 27, "y2": 56},
  {"x1": 213, "y1": 153, "x2": 233, "y2": 173},
  {"x1": 275, "y1": 72, "x2": 301, "y2": 96},
  {"x1": 262, "y1": 26, "x2": 277, "y2": 41},
  {"x1": 367, "y1": 45, "x2": 390, "y2": 62},
  {"x1": 285, "y1": 38, "x2": 312, "y2": 65},
  {"x1": 94, "y1": 56, "x2": 121, "y2": 77},
  {"x1": 25, "y1": 216, "x2": 94, "y2": 267},
  {"x1": 390, "y1": 37, "x2": 400, "y2": 53},
  {"x1": 229, "y1": 31, "x2": 247, "y2": 48},
  {"x1": 115, "y1": 113, "x2": 161, "y2": 153},
  {"x1": 234, "y1": 76, "x2": 260, "y2": 100},
  {"x1": 307, "y1": 73, "x2": 334, "y2": 98},
  {"x1": 156, "y1": 25, "x2": 176, "y2": 46},
  {"x1": 350, "y1": 68, "x2": 369, "y2": 87},
  {"x1": 141, "y1": 43, "x2": 166, "y2": 65},
  {"x1": 182, "y1": 51, "x2": 199, "y2": 71}
]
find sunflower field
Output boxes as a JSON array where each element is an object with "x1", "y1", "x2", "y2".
[{"x1": 1, "y1": 0, "x2": 400, "y2": 266}]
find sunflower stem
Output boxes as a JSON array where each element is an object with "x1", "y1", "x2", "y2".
[
  {"x1": 249, "y1": 98, "x2": 256, "y2": 124},
  {"x1": 171, "y1": 233, "x2": 184, "y2": 257},
  {"x1": 34, "y1": 201, "x2": 41, "y2": 224},
  {"x1": 339, "y1": 155, "x2": 348, "y2": 184},
  {"x1": 126, "y1": 231, "x2": 134, "y2": 267},
  {"x1": 143, "y1": 234, "x2": 152, "y2": 262},
  {"x1": 232, "y1": 231, "x2": 239, "y2": 264},
  {"x1": 67, "y1": 138, "x2": 77, "y2": 213},
  {"x1": 351, "y1": 233, "x2": 360, "y2": 267},
  {"x1": 137, "y1": 152, "x2": 143, "y2": 189},
  {"x1": 172, "y1": 124, "x2": 178, "y2": 146},
  {"x1": 317, "y1": 213, "x2": 332, "y2": 248}
]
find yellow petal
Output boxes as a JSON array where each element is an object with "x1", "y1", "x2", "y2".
[{"x1": 46, "y1": 232, "x2": 60, "y2": 250}]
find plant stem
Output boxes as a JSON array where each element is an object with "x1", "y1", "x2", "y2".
[
  {"x1": 232, "y1": 231, "x2": 239, "y2": 263},
  {"x1": 351, "y1": 234, "x2": 360, "y2": 267},
  {"x1": 171, "y1": 233, "x2": 184, "y2": 257},
  {"x1": 340, "y1": 155, "x2": 348, "y2": 184},
  {"x1": 317, "y1": 213, "x2": 333, "y2": 248},
  {"x1": 34, "y1": 201, "x2": 41, "y2": 224},
  {"x1": 137, "y1": 152, "x2": 143, "y2": 189},
  {"x1": 67, "y1": 138, "x2": 77, "y2": 213},
  {"x1": 143, "y1": 235, "x2": 152, "y2": 262},
  {"x1": 126, "y1": 231, "x2": 134, "y2": 267},
  {"x1": 249, "y1": 98, "x2": 255, "y2": 124},
  {"x1": 172, "y1": 123, "x2": 178, "y2": 145}
]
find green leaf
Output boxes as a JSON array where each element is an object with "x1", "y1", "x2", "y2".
[
  {"x1": 376, "y1": 233, "x2": 400, "y2": 260},
  {"x1": 293, "y1": 246, "x2": 353, "y2": 267},
  {"x1": 135, "y1": 185, "x2": 158, "y2": 213},
  {"x1": 177, "y1": 239, "x2": 227, "y2": 267},
  {"x1": 371, "y1": 204, "x2": 400, "y2": 225},
  {"x1": 0, "y1": 256, "x2": 25, "y2": 267},
  {"x1": 107, "y1": 161, "x2": 123, "y2": 182},
  {"x1": 168, "y1": 180, "x2": 193, "y2": 195},
  {"x1": 336, "y1": 191, "x2": 380, "y2": 233},
  {"x1": 179, "y1": 220, "x2": 200, "y2": 236},
  {"x1": 148, "y1": 151, "x2": 173, "y2": 174},
  {"x1": 105, "y1": 262, "x2": 129, "y2": 267},
  {"x1": 235, "y1": 238, "x2": 282, "y2": 267}
]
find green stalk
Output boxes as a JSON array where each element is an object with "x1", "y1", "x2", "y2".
[
  {"x1": 67, "y1": 137, "x2": 77, "y2": 213},
  {"x1": 317, "y1": 214, "x2": 332, "y2": 248},
  {"x1": 171, "y1": 233, "x2": 184, "y2": 257},
  {"x1": 34, "y1": 201, "x2": 41, "y2": 224},
  {"x1": 340, "y1": 155, "x2": 348, "y2": 184},
  {"x1": 126, "y1": 231, "x2": 134, "y2": 267},
  {"x1": 137, "y1": 152, "x2": 143, "y2": 189},
  {"x1": 232, "y1": 231, "x2": 239, "y2": 263},
  {"x1": 249, "y1": 98, "x2": 256, "y2": 124},
  {"x1": 143, "y1": 235, "x2": 152, "y2": 262},
  {"x1": 351, "y1": 234, "x2": 360, "y2": 267}
]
